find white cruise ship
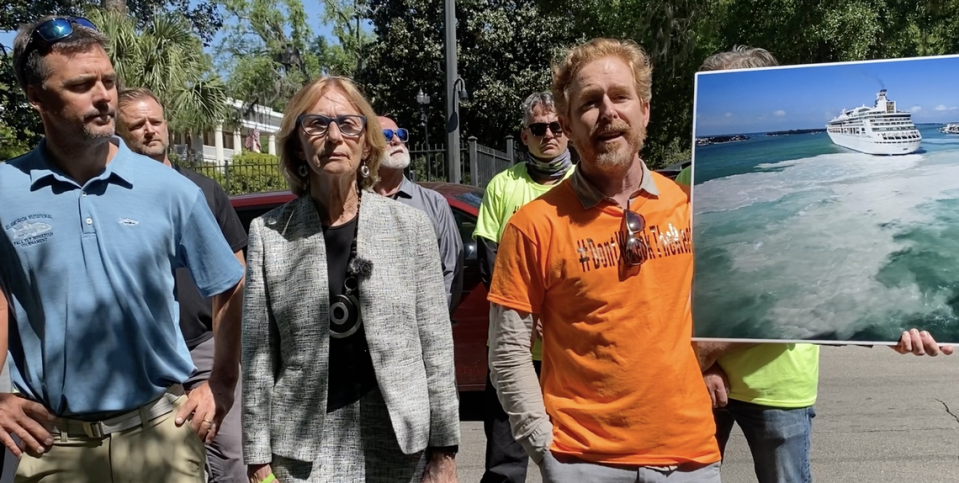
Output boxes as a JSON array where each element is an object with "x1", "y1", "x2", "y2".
[{"x1": 825, "y1": 90, "x2": 921, "y2": 155}]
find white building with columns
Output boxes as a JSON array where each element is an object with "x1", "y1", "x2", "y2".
[{"x1": 170, "y1": 99, "x2": 283, "y2": 164}]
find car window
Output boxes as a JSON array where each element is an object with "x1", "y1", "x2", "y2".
[
  {"x1": 453, "y1": 192, "x2": 483, "y2": 211},
  {"x1": 451, "y1": 208, "x2": 477, "y2": 261}
]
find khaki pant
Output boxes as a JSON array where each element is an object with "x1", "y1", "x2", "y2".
[{"x1": 15, "y1": 396, "x2": 206, "y2": 483}]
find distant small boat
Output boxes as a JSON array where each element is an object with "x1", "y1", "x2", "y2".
[
  {"x1": 825, "y1": 90, "x2": 921, "y2": 155},
  {"x1": 940, "y1": 123, "x2": 959, "y2": 134}
]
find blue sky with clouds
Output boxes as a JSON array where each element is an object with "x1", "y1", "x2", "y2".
[{"x1": 695, "y1": 55, "x2": 959, "y2": 137}]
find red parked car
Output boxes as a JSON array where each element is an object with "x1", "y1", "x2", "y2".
[{"x1": 229, "y1": 182, "x2": 490, "y2": 393}]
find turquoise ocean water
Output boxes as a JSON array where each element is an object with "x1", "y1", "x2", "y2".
[{"x1": 692, "y1": 125, "x2": 959, "y2": 343}]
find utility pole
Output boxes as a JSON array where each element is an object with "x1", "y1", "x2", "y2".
[
  {"x1": 355, "y1": 0, "x2": 361, "y2": 70},
  {"x1": 443, "y1": 0, "x2": 461, "y2": 184}
]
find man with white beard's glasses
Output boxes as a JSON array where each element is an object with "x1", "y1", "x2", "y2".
[{"x1": 373, "y1": 116, "x2": 464, "y2": 311}]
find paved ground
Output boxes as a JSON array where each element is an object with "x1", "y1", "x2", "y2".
[
  {"x1": 455, "y1": 345, "x2": 959, "y2": 482},
  {"x1": 1, "y1": 345, "x2": 955, "y2": 482}
]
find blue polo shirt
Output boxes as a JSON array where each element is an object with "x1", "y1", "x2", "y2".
[{"x1": 0, "y1": 137, "x2": 245, "y2": 416}]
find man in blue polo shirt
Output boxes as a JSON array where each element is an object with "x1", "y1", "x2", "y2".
[{"x1": 0, "y1": 15, "x2": 244, "y2": 483}]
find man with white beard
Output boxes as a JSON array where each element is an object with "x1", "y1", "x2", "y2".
[{"x1": 374, "y1": 116, "x2": 464, "y2": 310}]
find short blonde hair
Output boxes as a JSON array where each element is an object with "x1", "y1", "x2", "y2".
[
  {"x1": 277, "y1": 76, "x2": 385, "y2": 196},
  {"x1": 551, "y1": 38, "x2": 653, "y2": 119}
]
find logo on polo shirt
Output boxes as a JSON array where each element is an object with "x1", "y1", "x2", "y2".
[
  {"x1": 118, "y1": 217, "x2": 139, "y2": 226},
  {"x1": 5, "y1": 214, "x2": 54, "y2": 247}
]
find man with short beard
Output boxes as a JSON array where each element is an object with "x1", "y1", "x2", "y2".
[
  {"x1": 487, "y1": 38, "x2": 722, "y2": 481},
  {"x1": 117, "y1": 87, "x2": 248, "y2": 483},
  {"x1": 0, "y1": 15, "x2": 244, "y2": 482},
  {"x1": 373, "y1": 116, "x2": 463, "y2": 310}
]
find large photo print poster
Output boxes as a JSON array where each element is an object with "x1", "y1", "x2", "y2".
[{"x1": 690, "y1": 55, "x2": 959, "y2": 345}]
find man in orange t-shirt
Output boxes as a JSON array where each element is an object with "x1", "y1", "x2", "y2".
[{"x1": 487, "y1": 38, "x2": 721, "y2": 482}]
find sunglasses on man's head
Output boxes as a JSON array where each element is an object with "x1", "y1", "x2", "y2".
[
  {"x1": 17, "y1": 17, "x2": 98, "y2": 79},
  {"x1": 383, "y1": 128, "x2": 409, "y2": 143},
  {"x1": 621, "y1": 209, "x2": 647, "y2": 267},
  {"x1": 526, "y1": 121, "x2": 563, "y2": 137}
]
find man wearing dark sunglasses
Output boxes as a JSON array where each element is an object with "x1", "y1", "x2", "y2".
[
  {"x1": 473, "y1": 91, "x2": 575, "y2": 483},
  {"x1": 373, "y1": 115, "x2": 464, "y2": 311},
  {"x1": 0, "y1": 15, "x2": 244, "y2": 483}
]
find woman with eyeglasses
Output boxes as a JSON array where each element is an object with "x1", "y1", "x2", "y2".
[{"x1": 241, "y1": 76, "x2": 460, "y2": 483}]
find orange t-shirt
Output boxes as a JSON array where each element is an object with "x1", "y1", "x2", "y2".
[{"x1": 488, "y1": 172, "x2": 720, "y2": 466}]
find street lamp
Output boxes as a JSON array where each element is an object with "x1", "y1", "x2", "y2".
[
  {"x1": 454, "y1": 77, "x2": 469, "y2": 102},
  {"x1": 416, "y1": 89, "x2": 432, "y2": 179},
  {"x1": 416, "y1": 89, "x2": 431, "y2": 148}
]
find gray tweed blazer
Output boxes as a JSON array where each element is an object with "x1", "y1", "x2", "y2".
[{"x1": 240, "y1": 191, "x2": 460, "y2": 465}]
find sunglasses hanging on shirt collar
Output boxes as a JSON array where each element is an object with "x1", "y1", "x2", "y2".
[
  {"x1": 621, "y1": 208, "x2": 647, "y2": 267},
  {"x1": 382, "y1": 128, "x2": 409, "y2": 143}
]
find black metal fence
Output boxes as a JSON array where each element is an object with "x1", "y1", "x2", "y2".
[
  {"x1": 174, "y1": 157, "x2": 287, "y2": 196},
  {"x1": 173, "y1": 135, "x2": 521, "y2": 195},
  {"x1": 408, "y1": 136, "x2": 520, "y2": 188},
  {"x1": 406, "y1": 143, "x2": 464, "y2": 184},
  {"x1": 469, "y1": 137, "x2": 515, "y2": 188}
]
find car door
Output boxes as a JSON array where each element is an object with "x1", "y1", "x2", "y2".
[{"x1": 449, "y1": 207, "x2": 489, "y2": 392}]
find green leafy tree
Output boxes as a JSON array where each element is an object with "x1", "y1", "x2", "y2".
[
  {"x1": 0, "y1": 0, "x2": 223, "y2": 45},
  {"x1": 309, "y1": 35, "x2": 357, "y2": 76},
  {"x1": 0, "y1": 50, "x2": 44, "y2": 152},
  {"x1": 0, "y1": 1, "x2": 226, "y2": 156},
  {"x1": 217, "y1": 0, "x2": 325, "y2": 113},
  {"x1": 0, "y1": 122, "x2": 32, "y2": 160},
  {"x1": 357, "y1": 0, "x2": 577, "y2": 180},
  {"x1": 541, "y1": 0, "x2": 712, "y2": 167},
  {"x1": 319, "y1": 0, "x2": 375, "y2": 75},
  {"x1": 86, "y1": 8, "x2": 231, "y2": 134},
  {"x1": 542, "y1": 0, "x2": 959, "y2": 167}
]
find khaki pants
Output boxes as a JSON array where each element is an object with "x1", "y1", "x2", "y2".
[{"x1": 15, "y1": 396, "x2": 206, "y2": 483}]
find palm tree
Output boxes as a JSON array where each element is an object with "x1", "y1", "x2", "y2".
[
  {"x1": 87, "y1": 8, "x2": 231, "y2": 137},
  {"x1": 102, "y1": 0, "x2": 126, "y2": 14}
]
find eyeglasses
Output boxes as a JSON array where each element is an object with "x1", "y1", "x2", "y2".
[
  {"x1": 17, "y1": 17, "x2": 98, "y2": 79},
  {"x1": 621, "y1": 209, "x2": 647, "y2": 267},
  {"x1": 526, "y1": 122, "x2": 563, "y2": 137},
  {"x1": 297, "y1": 114, "x2": 367, "y2": 138},
  {"x1": 383, "y1": 128, "x2": 409, "y2": 143}
]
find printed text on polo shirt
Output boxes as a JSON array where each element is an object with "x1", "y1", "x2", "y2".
[{"x1": 575, "y1": 221, "x2": 692, "y2": 272}]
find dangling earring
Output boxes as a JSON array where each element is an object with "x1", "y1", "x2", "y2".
[
  {"x1": 298, "y1": 164, "x2": 309, "y2": 177},
  {"x1": 360, "y1": 162, "x2": 370, "y2": 179}
]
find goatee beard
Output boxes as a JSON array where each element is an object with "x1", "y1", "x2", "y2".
[
  {"x1": 140, "y1": 143, "x2": 168, "y2": 157},
  {"x1": 592, "y1": 122, "x2": 645, "y2": 172},
  {"x1": 83, "y1": 125, "x2": 115, "y2": 141},
  {"x1": 381, "y1": 150, "x2": 411, "y2": 169}
]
